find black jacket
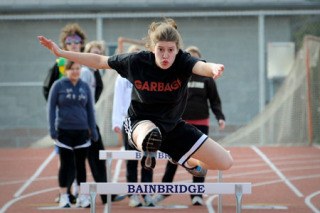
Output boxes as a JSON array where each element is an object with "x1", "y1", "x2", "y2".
[
  {"x1": 182, "y1": 74, "x2": 225, "y2": 121},
  {"x1": 43, "y1": 63, "x2": 59, "y2": 101}
]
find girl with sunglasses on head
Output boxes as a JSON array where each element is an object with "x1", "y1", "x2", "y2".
[
  {"x1": 38, "y1": 18, "x2": 233, "y2": 184},
  {"x1": 42, "y1": 23, "x2": 87, "y2": 206},
  {"x1": 43, "y1": 23, "x2": 86, "y2": 101}
]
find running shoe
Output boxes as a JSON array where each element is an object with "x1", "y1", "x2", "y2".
[
  {"x1": 112, "y1": 194, "x2": 127, "y2": 202},
  {"x1": 128, "y1": 195, "x2": 143, "y2": 207},
  {"x1": 76, "y1": 194, "x2": 91, "y2": 208},
  {"x1": 141, "y1": 128, "x2": 162, "y2": 170},
  {"x1": 59, "y1": 193, "x2": 71, "y2": 208},
  {"x1": 191, "y1": 196, "x2": 203, "y2": 206},
  {"x1": 144, "y1": 194, "x2": 155, "y2": 207},
  {"x1": 186, "y1": 165, "x2": 207, "y2": 177},
  {"x1": 153, "y1": 194, "x2": 166, "y2": 205},
  {"x1": 55, "y1": 193, "x2": 77, "y2": 204}
]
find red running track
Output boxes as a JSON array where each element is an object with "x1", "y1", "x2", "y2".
[{"x1": 0, "y1": 145, "x2": 320, "y2": 213}]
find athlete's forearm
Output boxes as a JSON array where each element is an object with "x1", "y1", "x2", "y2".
[
  {"x1": 193, "y1": 61, "x2": 224, "y2": 79},
  {"x1": 60, "y1": 50, "x2": 110, "y2": 70}
]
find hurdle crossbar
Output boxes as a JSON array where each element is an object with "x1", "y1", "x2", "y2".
[
  {"x1": 81, "y1": 182, "x2": 251, "y2": 213},
  {"x1": 99, "y1": 150, "x2": 171, "y2": 160},
  {"x1": 82, "y1": 182, "x2": 251, "y2": 195}
]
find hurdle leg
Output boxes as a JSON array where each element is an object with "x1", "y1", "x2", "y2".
[
  {"x1": 106, "y1": 152, "x2": 113, "y2": 213},
  {"x1": 235, "y1": 184, "x2": 243, "y2": 213},
  {"x1": 217, "y1": 170, "x2": 223, "y2": 213},
  {"x1": 89, "y1": 184, "x2": 97, "y2": 213}
]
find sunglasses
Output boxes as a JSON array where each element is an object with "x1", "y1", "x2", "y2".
[{"x1": 65, "y1": 35, "x2": 82, "y2": 45}]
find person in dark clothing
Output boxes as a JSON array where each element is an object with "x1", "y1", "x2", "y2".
[
  {"x1": 153, "y1": 46, "x2": 226, "y2": 206},
  {"x1": 80, "y1": 40, "x2": 120, "y2": 204},
  {"x1": 38, "y1": 18, "x2": 233, "y2": 192}
]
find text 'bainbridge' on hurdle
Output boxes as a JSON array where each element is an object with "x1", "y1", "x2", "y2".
[{"x1": 127, "y1": 184, "x2": 205, "y2": 194}]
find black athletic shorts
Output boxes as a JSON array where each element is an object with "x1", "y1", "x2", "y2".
[{"x1": 124, "y1": 118, "x2": 208, "y2": 165}]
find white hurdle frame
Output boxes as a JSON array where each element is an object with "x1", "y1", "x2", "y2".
[
  {"x1": 81, "y1": 150, "x2": 252, "y2": 213},
  {"x1": 81, "y1": 182, "x2": 251, "y2": 213}
]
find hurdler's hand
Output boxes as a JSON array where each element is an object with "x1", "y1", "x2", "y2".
[
  {"x1": 37, "y1": 36, "x2": 62, "y2": 57},
  {"x1": 212, "y1": 63, "x2": 224, "y2": 79},
  {"x1": 113, "y1": 126, "x2": 121, "y2": 134}
]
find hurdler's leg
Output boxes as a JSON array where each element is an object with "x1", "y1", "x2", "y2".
[
  {"x1": 131, "y1": 120, "x2": 162, "y2": 170},
  {"x1": 187, "y1": 138, "x2": 233, "y2": 171}
]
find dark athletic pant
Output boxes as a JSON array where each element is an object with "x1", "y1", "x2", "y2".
[
  {"x1": 87, "y1": 125, "x2": 116, "y2": 204},
  {"x1": 58, "y1": 129, "x2": 89, "y2": 194},
  {"x1": 59, "y1": 147, "x2": 88, "y2": 190}
]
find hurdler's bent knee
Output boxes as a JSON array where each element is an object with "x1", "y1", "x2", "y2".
[
  {"x1": 132, "y1": 120, "x2": 159, "y2": 147},
  {"x1": 132, "y1": 120, "x2": 162, "y2": 170}
]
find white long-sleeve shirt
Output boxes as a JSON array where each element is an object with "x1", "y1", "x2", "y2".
[
  {"x1": 80, "y1": 66, "x2": 96, "y2": 101},
  {"x1": 112, "y1": 75, "x2": 133, "y2": 131}
]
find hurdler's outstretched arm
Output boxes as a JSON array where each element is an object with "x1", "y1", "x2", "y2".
[
  {"x1": 192, "y1": 61, "x2": 224, "y2": 79},
  {"x1": 37, "y1": 36, "x2": 110, "y2": 70}
]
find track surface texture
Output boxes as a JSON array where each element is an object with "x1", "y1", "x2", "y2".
[{"x1": 1, "y1": 145, "x2": 320, "y2": 213}]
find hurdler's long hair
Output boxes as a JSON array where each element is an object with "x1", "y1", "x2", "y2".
[{"x1": 144, "y1": 18, "x2": 183, "y2": 51}]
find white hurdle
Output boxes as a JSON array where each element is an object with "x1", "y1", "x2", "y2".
[
  {"x1": 80, "y1": 150, "x2": 252, "y2": 213},
  {"x1": 81, "y1": 182, "x2": 251, "y2": 213}
]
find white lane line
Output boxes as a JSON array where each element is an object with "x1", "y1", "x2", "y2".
[
  {"x1": 251, "y1": 146, "x2": 303, "y2": 197},
  {"x1": 305, "y1": 191, "x2": 320, "y2": 213},
  {"x1": 243, "y1": 204, "x2": 288, "y2": 210},
  {"x1": 14, "y1": 150, "x2": 56, "y2": 198},
  {"x1": 254, "y1": 174, "x2": 320, "y2": 187},
  {"x1": 0, "y1": 187, "x2": 58, "y2": 213},
  {"x1": 206, "y1": 195, "x2": 218, "y2": 213}
]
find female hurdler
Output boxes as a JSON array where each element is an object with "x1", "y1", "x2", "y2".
[{"x1": 38, "y1": 18, "x2": 233, "y2": 177}]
